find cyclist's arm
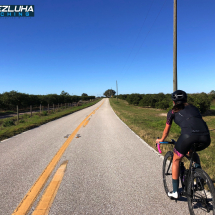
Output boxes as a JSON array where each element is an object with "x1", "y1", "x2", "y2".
[
  {"x1": 156, "y1": 110, "x2": 174, "y2": 143},
  {"x1": 161, "y1": 123, "x2": 171, "y2": 141},
  {"x1": 160, "y1": 109, "x2": 174, "y2": 141}
]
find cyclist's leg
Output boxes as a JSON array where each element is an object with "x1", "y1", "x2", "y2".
[
  {"x1": 167, "y1": 135, "x2": 186, "y2": 198},
  {"x1": 172, "y1": 151, "x2": 183, "y2": 180},
  {"x1": 175, "y1": 134, "x2": 193, "y2": 156},
  {"x1": 168, "y1": 134, "x2": 192, "y2": 198},
  {"x1": 173, "y1": 134, "x2": 191, "y2": 180},
  {"x1": 172, "y1": 151, "x2": 183, "y2": 191},
  {"x1": 167, "y1": 150, "x2": 183, "y2": 198}
]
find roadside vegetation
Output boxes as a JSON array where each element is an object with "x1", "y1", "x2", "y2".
[
  {"x1": 114, "y1": 91, "x2": 215, "y2": 114},
  {"x1": 0, "y1": 90, "x2": 95, "y2": 111},
  {"x1": 0, "y1": 99, "x2": 102, "y2": 141},
  {"x1": 110, "y1": 98, "x2": 215, "y2": 182}
]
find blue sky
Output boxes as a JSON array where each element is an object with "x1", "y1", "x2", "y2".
[{"x1": 0, "y1": 0, "x2": 214, "y2": 96}]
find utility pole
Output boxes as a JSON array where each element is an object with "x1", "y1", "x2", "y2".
[
  {"x1": 116, "y1": 80, "x2": 118, "y2": 102},
  {"x1": 173, "y1": 0, "x2": 177, "y2": 92}
]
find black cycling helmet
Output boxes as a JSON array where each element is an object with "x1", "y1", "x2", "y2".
[{"x1": 171, "y1": 90, "x2": 187, "y2": 103}]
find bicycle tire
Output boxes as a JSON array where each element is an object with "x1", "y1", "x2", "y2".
[
  {"x1": 187, "y1": 168, "x2": 215, "y2": 214},
  {"x1": 163, "y1": 151, "x2": 173, "y2": 196}
]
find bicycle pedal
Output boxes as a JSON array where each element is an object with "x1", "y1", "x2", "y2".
[{"x1": 179, "y1": 191, "x2": 184, "y2": 197}]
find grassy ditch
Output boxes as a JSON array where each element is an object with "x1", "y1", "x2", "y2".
[
  {"x1": 0, "y1": 99, "x2": 102, "y2": 141},
  {"x1": 110, "y1": 98, "x2": 215, "y2": 182}
]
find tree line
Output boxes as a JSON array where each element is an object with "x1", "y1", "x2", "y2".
[
  {"x1": 0, "y1": 91, "x2": 95, "y2": 110},
  {"x1": 115, "y1": 91, "x2": 215, "y2": 114},
  {"x1": 103, "y1": 89, "x2": 116, "y2": 97}
]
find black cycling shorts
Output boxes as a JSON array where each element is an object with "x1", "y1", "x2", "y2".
[{"x1": 174, "y1": 133, "x2": 211, "y2": 157}]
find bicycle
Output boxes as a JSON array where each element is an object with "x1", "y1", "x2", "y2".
[{"x1": 156, "y1": 138, "x2": 215, "y2": 214}]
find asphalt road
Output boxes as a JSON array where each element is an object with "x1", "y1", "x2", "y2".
[{"x1": 0, "y1": 98, "x2": 190, "y2": 215}]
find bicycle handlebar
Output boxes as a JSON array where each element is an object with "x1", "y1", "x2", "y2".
[
  {"x1": 156, "y1": 137, "x2": 175, "y2": 154},
  {"x1": 156, "y1": 141, "x2": 162, "y2": 153}
]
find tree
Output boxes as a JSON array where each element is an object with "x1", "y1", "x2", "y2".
[
  {"x1": 126, "y1": 94, "x2": 142, "y2": 105},
  {"x1": 60, "y1": 90, "x2": 70, "y2": 96},
  {"x1": 103, "y1": 89, "x2": 116, "y2": 97},
  {"x1": 60, "y1": 91, "x2": 71, "y2": 103},
  {"x1": 45, "y1": 94, "x2": 59, "y2": 104},
  {"x1": 188, "y1": 93, "x2": 211, "y2": 113},
  {"x1": 139, "y1": 94, "x2": 156, "y2": 107},
  {"x1": 118, "y1": 94, "x2": 128, "y2": 100},
  {"x1": 1, "y1": 91, "x2": 21, "y2": 110},
  {"x1": 82, "y1": 93, "x2": 88, "y2": 97},
  {"x1": 209, "y1": 90, "x2": 215, "y2": 101}
]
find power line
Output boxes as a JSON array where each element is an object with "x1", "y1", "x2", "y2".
[
  {"x1": 121, "y1": 0, "x2": 155, "y2": 72},
  {"x1": 125, "y1": 0, "x2": 168, "y2": 72}
]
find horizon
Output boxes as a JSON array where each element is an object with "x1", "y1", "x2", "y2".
[{"x1": 0, "y1": 89, "x2": 213, "y2": 97}]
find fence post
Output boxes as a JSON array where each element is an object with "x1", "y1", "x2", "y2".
[
  {"x1": 17, "y1": 105, "x2": 19, "y2": 122},
  {"x1": 30, "y1": 105, "x2": 32, "y2": 117},
  {"x1": 40, "y1": 104, "x2": 41, "y2": 114},
  {"x1": 48, "y1": 104, "x2": 49, "y2": 113}
]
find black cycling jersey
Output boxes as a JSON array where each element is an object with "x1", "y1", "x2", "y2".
[{"x1": 166, "y1": 104, "x2": 209, "y2": 135}]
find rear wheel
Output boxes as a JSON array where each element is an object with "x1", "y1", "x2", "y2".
[
  {"x1": 187, "y1": 168, "x2": 215, "y2": 214},
  {"x1": 163, "y1": 151, "x2": 173, "y2": 196}
]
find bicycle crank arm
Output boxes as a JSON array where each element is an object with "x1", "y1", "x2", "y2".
[{"x1": 179, "y1": 191, "x2": 192, "y2": 199}]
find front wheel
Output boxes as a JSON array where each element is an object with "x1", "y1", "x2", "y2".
[
  {"x1": 187, "y1": 168, "x2": 215, "y2": 214},
  {"x1": 163, "y1": 151, "x2": 173, "y2": 196}
]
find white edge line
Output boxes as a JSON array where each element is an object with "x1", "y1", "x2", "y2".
[
  {"x1": 110, "y1": 102, "x2": 164, "y2": 160},
  {"x1": 1, "y1": 139, "x2": 8, "y2": 142}
]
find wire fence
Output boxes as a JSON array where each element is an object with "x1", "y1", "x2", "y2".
[{"x1": 0, "y1": 99, "x2": 96, "y2": 121}]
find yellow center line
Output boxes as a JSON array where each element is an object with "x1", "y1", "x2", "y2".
[
  {"x1": 32, "y1": 161, "x2": 68, "y2": 215},
  {"x1": 83, "y1": 119, "x2": 90, "y2": 127},
  {"x1": 12, "y1": 100, "x2": 104, "y2": 215}
]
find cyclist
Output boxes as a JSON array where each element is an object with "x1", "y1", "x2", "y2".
[{"x1": 156, "y1": 90, "x2": 211, "y2": 199}]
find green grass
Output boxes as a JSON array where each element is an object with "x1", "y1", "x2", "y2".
[
  {"x1": 0, "y1": 99, "x2": 102, "y2": 141},
  {"x1": 110, "y1": 98, "x2": 215, "y2": 182},
  {"x1": 210, "y1": 99, "x2": 215, "y2": 110}
]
